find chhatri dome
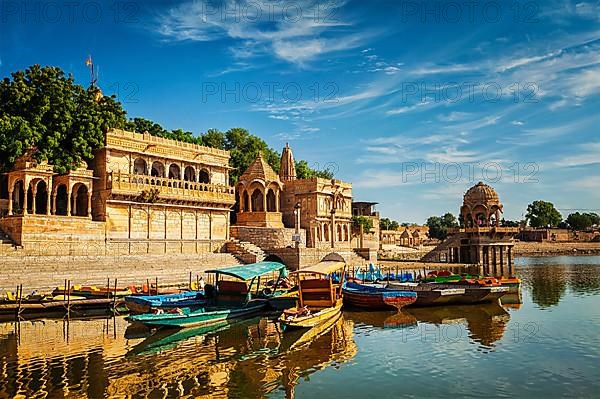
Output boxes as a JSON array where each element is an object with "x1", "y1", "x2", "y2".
[{"x1": 460, "y1": 182, "x2": 503, "y2": 227}]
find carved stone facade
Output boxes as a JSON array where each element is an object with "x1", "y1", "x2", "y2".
[{"x1": 0, "y1": 129, "x2": 236, "y2": 255}]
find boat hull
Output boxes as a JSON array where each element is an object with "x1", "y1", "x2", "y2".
[
  {"x1": 388, "y1": 283, "x2": 509, "y2": 307},
  {"x1": 127, "y1": 300, "x2": 268, "y2": 329},
  {"x1": 279, "y1": 300, "x2": 343, "y2": 330},
  {"x1": 342, "y1": 283, "x2": 417, "y2": 310}
]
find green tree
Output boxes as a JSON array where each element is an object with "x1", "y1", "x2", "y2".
[
  {"x1": 223, "y1": 128, "x2": 280, "y2": 184},
  {"x1": 295, "y1": 159, "x2": 334, "y2": 180},
  {"x1": 501, "y1": 218, "x2": 520, "y2": 227},
  {"x1": 426, "y1": 212, "x2": 459, "y2": 240},
  {"x1": 125, "y1": 117, "x2": 168, "y2": 137},
  {"x1": 0, "y1": 65, "x2": 127, "y2": 173},
  {"x1": 526, "y1": 200, "x2": 563, "y2": 228},
  {"x1": 380, "y1": 217, "x2": 399, "y2": 231},
  {"x1": 201, "y1": 128, "x2": 226, "y2": 149},
  {"x1": 566, "y1": 212, "x2": 596, "y2": 230},
  {"x1": 353, "y1": 215, "x2": 373, "y2": 232}
]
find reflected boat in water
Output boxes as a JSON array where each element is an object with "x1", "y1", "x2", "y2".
[
  {"x1": 345, "y1": 310, "x2": 417, "y2": 329},
  {"x1": 405, "y1": 302, "x2": 510, "y2": 347},
  {"x1": 0, "y1": 313, "x2": 357, "y2": 398}
]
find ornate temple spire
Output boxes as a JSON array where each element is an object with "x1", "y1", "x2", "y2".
[{"x1": 279, "y1": 143, "x2": 296, "y2": 182}]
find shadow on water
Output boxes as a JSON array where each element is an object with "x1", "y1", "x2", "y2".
[{"x1": 0, "y1": 313, "x2": 357, "y2": 398}]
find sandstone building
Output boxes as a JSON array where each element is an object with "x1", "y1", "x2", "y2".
[{"x1": 0, "y1": 129, "x2": 235, "y2": 256}]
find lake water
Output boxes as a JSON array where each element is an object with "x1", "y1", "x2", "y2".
[{"x1": 1, "y1": 256, "x2": 599, "y2": 398}]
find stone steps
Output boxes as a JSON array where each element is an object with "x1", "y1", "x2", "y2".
[
  {"x1": 224, "y1": 240, "x2": 266, "y2": 264},
  {"x1": 420, "y1": 235, "x2": 462, "y2": 262},
  {"x1": 0, "y1": 253, "x2": 242, "y2": 293}
]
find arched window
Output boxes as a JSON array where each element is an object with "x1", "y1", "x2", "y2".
[
  {"x1": 337, "y1": 224, "x2": 343, "y2": 241},
  {"x1": 243, "y1": 190, "x2": 250, "y2": 211},
  {"x1": 251, "y1": 188, "x2": 264, "y2": 212},
  {"x1": 12, "y1": 180, "x2": 25, "y2": 215},
  {"x1": 34, "y1": 180, "x2": 48, "y2": 215},
  {"x1": 317, "y1": 224, "x2": 323, "y2": 241},
  {"x1": 151, "y1": 161, "x2": 165, "y2": 178},
  {"x1": 266, "y1": 188, "x2": 277, "y2": 212},
  {"x1": 168, "y1": 164, "x2": 181, "y2": 179},
  {"x1": 133, "y1": 158, "x2": 147, "y2": 175},
  {"x1": 184, "y1": 166, "x2": 196, "y2": 182},
  {"x1": 55, "y1": 185, "x2": 68, "y2": 216},
  {"x1": 73, "y1": 184, "x2": 89, "y2": 217},
  {"x1": 198, "y1": 169, "x2": 210, "y2": 184},
  {"x1": 324, "y1": 223, "x2": 330, "y2": 241}
]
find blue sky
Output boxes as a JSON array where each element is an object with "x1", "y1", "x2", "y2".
[{"x1": 2, "y1": 0, "x2": 599, "y2": 223}]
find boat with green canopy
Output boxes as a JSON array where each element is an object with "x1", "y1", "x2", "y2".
[{"x1": 127, "y1": 262, "x2": 287, "y2": 329}]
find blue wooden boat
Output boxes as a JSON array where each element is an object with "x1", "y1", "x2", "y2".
[
  {"x1": 127, "y1": 262, "x2": 287, "y2": 329},
  {"x1": 342, "y1": 282, "x2": 417, "y2": 310},
  {"x1": 124, "y1": 291, "x2": 206, "y2": 314}
]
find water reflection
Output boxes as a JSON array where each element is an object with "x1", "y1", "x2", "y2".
[
  {"x1": 405, "y1": 303, "x2": 510, "y2": 348},
  {"x1": 0, "y1": 314, "x2": 357, "y2": 398},
  {"x1": 516, "y1": 256, "x2": 600, "y2": 308}
]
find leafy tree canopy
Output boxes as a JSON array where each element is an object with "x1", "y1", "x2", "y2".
[
  {"x1": 565, "y1": 212, "x2": 600, "y2": 230},
  {"x1": 353, "y1": 215, "x2": 373, "y2": 232},
  {"x1": 426, "y1": 212, "x2": 459, "y2": 240},
  {"x1": 525, "y1": 200, "x2": 563, "y2": 228},
  {"x1": 0, "y1": 64, "x2": 127, "y2": 173},
  {"x1": 380, "y1": 217, "x2": 400, "y2": 231}
]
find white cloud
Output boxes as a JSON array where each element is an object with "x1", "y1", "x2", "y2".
[{"x1": 156, "y1": 0, "x2": 369, "y2": 65}]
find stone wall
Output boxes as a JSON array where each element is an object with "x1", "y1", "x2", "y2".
[
  {"x1": 0, "y1": 215, "x2": 105, "y2": 247},
  {"x1": 230, "y1": 225, "x2": 306, "y2": 250},
  {"x1": 0, "y1": 253, "x2": 241, "y2": 293}
]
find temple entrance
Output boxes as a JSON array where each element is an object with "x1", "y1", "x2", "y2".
[
  {"x1": 55, "y1": 185, "x2": 68, "y2": 216},
  {"x1": 264, "y1": 254, "x2": 285, "y2": 264}
]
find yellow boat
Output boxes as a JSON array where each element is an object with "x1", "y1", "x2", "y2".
[{"x1": 279, "y1": 261, "x2": 346, "y2": 330}]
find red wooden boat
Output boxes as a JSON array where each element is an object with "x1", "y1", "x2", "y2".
[{"x1": 342, "y1": 282, "x2": 417, "y2": 310}]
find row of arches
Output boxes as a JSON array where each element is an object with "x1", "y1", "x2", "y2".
[
  {"x1": 10, "y1": 179, "x2": 90, "y2": 217},
  {"x1": 316, "y1": 223, "x2": 350, "y2": 242},
  {"x1": 461, "y1": 204, "x2": 502, "y2": 228},
  {"x1": 133, "y1": 159, "x2": 211, "y2": 183},
  {"x1": 240, "y1": 188, "x2": 278, "y2": 212},
  {"x1": 237, "y1": 181, "x2": 281, "y2": 213}
]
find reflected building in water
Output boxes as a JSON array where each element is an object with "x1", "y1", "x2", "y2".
[{"x1": 0, "y1": 316, "x2": 357, "y2": 398}]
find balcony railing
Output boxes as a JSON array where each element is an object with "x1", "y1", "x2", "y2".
[{"x1": 108, "y1": 172, "x2": 236, "y2": 204}]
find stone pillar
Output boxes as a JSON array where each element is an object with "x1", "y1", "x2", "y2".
[
  {"x1": 508, "y1": 246, "x2": 513, "y2": 276},
  {"x1": 457, "y1": 246, "x2": 461, "y2": 263},
  {"x1": 46, "y1": 179, "x2": 52, "y2": 216},
  {"x1": 492, "y1": 246, "x2": 497, "y2": 276},
  {"x1": 262, "y1": 188, "x2": 267, "y2": 213},
  {"x1": 23, "y1": 185, "x2": 29, "y2": 215},
  {"x1": 51, "y1": 193, "x2": 56, "y2": 215},
  {"x1": 330, "y1": 211, "x2": 336, "y2": 248},
  {"x1": 31, "y1": 186, "x2": 37, "y2": 214},
  {"x1": 499, "y1": 246, "x2": 504, "y2": 276},
  {"x1": 67, "y1": 187, "x2": 72, "y2": 216},
  {"x1": 87, "y1": 189, "x2": 92, "y2": 219},
  {"x1": 8, "y1": 189, "x2": 13, "y2": 216}
]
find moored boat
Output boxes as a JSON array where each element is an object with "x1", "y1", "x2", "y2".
[
  {"x1": 342, "y1": 282, "x2": 417, "y2": 310},
  {"x1": 388, "y1": 282, "x2": 508, "y2": 306},
  {"x1": 279, "y1": 261, "x2": 346, "y2": 330},
  {"x1": 124, "y1": 291, "x2": 206, "y2": 314},
  {"x1": 127, "y1": 261, "x2": 287, "y2": 329}
]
